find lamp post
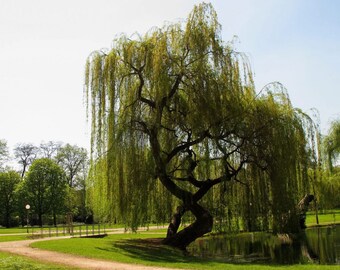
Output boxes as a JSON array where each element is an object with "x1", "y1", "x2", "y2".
[{"x1": 25, "y1": 204, "x2": 30, "y2": 233}]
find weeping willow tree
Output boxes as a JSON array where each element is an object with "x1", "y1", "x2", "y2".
[
  {"x1": 316, "y1": 118, "x2": 340, "y2": 209},
  {"x1": 85, "y1": 3, "x2": 318, "y2": 249},
  {"x1": 323, "y1": 119, "x2": 340, "y2": 173}
]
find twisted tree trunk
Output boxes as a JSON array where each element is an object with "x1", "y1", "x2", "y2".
[
  {"x1": 298, "y1": 194, "x2": 315, "y2": 229},
  {"x1": 166, "y1": 206, "x2": 185, "y2": 238},
  {"x1": 163, "y1": 203, "x2": 213, "y2": 250}
]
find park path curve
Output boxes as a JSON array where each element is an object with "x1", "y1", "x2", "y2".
[{"x1": 0, "y1": 236, "x2": 178, "y2": 270}]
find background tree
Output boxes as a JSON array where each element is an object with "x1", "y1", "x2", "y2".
[
  {"x1": 22, "y1": 158, "x2": 67, "y2": 226},
  {"x1": 14, "y1": 143, "x2": 39, "y2": 177},
  {"x1": 71, "y1": 157, "x2": 89, "y2": 222},
  {"x1": 39, "y1": 141, "x2": 62, "y2": 159},
  {"x1": 55, "y1": 144, "x2": 89, "y2": 222},
  {"x1": 0, "y1": 139, "x2": 9, "y2": 170},
  {"x1": 56, "y1": 144, "x2": 88, "y2": 188},
  {"x1": 85, "y1": 3, "x2": 318, "y2": 249},
  {"x1": 0, "y1": 170, "x2": 20, "y2": 227}
]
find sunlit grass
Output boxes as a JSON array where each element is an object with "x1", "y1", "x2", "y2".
[
  {"x1": 0, "y1": 235, "x2": 28, "y2": 242},
  {"x1": 0, "y1": 223, "x2": 161, "y2": 235},
  {"x1": 32, "y1": 231, "x2": 340, "y2": 270},
  {"x1": 0, "y1": 251, "x2": 76, "y2": 269},
  {"x1": 306, "y1": 209, "x2": 340, "y2": 226},
  {"x1": 0, "y1": 213, "x2": 339, "y2": 269},
  {"x1": 0, "y1": 227, "x2": 30, "y2": 234}
]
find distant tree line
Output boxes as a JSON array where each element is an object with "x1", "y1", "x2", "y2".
[{"x1": 0, "y1": 141, "x2": 90, "y2": 228}]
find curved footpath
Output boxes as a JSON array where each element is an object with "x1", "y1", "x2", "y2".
[{"x1": 0, "y1": 235, "x2": 178, "y2": 270}]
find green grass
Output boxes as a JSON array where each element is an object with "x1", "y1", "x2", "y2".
[
  {"x1": 0, "y1": 226, "x2": 160, "y2": 239},
  {"x1": 0, "y1": 227, "x2": 30, "y2": 234},
  {"x1": 0, "y1": 251, "x2": 76, "y2": 269},
  {"x1": 0, "y1": 223, "x2": 126, "y2": 236},
  {"x1": 32, "y1": 232, "x2": 340, "y2": 270},
  {"x1": 306, "y1": 209, "x2": 340, "y2": 226},
  {"x1": 0, "y1": 216, "x2": 339, "y2": 269},
  {"x1": 0, "y1": 235, "x2": 28, "y2": 242}
]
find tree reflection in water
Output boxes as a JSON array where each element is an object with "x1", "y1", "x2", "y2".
[{"x1": 187, "y1": 225, "x2": 339, "y2": 265}]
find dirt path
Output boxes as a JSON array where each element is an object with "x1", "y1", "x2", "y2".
[{"x1": 0, "y1": 236, "x2": 178, "y2": 270}]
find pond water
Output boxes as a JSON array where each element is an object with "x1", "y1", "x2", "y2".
[{"x1": 188, "y1": 225, "x2": 340, "y2": 265}]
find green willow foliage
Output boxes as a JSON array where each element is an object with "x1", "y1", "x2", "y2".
[
  {"x1": 317, "y1": 118, "x2": 340, "y2": 209},
  {"x1": 85, "y1": 3, "x2": 319, "y2": 233},
  {"x1": 323, "y1": 119, "x2": 340, "y2": 173}
]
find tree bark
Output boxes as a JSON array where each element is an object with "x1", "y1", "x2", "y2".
[
  {"x1": 38, "y1": 213, "x2": 43, "y2": 227},
  {"x1": 166, "y1": 206, "x2": 185, "y2": 238},
  {"x1": 5, "y1": 210, "x2": 10, "y2": 228},
  {"x1": 53, "y1": 212, "x2": 57, "y2": 227},
  {"x1": 298, "y1": 194, "x2": 314, "y2": 229},
  {"x1": 162, "y1": 203, "x2": 213, "y2": 250}
]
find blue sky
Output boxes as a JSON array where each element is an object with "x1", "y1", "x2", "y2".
[
  {"x1": 215, "y1": 0, "x2": 340, "y2": 129},
  {"x1": 0, "y1": 0, "x2": 339, "y2": 153}
]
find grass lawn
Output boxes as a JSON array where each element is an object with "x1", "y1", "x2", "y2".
[
  {"x1": 306, "y1": 209, "x2": 340, "y2": 226},
  {"x1": 1, "y1": 213, "x2": 339, "y2": 269},
  {"x1": 32, "y1": 232, "x2": 340, "y2": 270},
  {"x1": 0, "y1": 227, "x2": 30, "y2": 234},
  {"x1": 0, "y1": 223, "x2": 156, "y2": 235},
  {"x1": 0, "y1": 224, "x2": 106, "y2": 234},
  {"x1": 0, "y1": 251, "x2": 77, "y2": 269},
  {"x1": 0, "y1": 235, "x2": 28, "y2": 242}
]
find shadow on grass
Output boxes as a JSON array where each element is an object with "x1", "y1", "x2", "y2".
[
  {"x1": 94, "y1": 237, "x2": 331, "y2": 270},
  {"x1": 104, "y1": 237, "x2": 323, "y2": 269},
  {"x1": 106, "y1": 238, "x2": 202, "y2": 264}
]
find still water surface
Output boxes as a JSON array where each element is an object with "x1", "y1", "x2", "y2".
[{"x1": 188, "y1": 225, "x2": 339, "y2": 264}]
